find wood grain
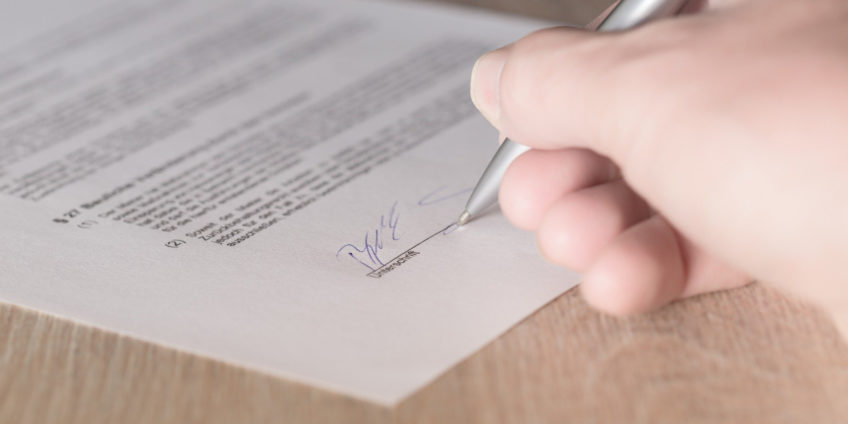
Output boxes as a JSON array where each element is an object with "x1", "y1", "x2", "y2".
[
  {"x1": 0, "y1": 303, "x2": 392, "y2": 424},
  {"x1": 3, "y1": 1, "x2": 848, "y2": 422},
  {"x1": 2, "y1": 284, "x2": 847, "y2": 423}
]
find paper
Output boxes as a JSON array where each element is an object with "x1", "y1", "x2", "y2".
[{"x1": 0, "y1": 0, "x2": 579, "y2": 404}]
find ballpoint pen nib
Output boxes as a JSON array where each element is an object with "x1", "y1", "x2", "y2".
[{"x1": 457, "y1": 211, "x2": 472, "y2": 227}]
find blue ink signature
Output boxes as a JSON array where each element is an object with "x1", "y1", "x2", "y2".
[
  {"x1": 417, "y1": 186, "x2": 472, "y2": 206},
  {"x1": 337, "y1": 186, "x2": 470, "y2": 271},
  {"x1": 336, "y1": 202, "x2": 400, "y2": 271}
]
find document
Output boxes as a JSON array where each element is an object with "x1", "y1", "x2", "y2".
[{"x1": 0, "y1": 0, "x2": 579, "y2": 404}]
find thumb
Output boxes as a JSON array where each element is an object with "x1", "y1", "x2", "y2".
[
  {"x1": 467, "y1": 0, "x2": 741, "y2": 151},
  {"x1": 467, "y1": 15, "x2": 731, "y2": 220},
  {"x1": 468, "y1": 20, "x2": 691, "y2": 159}
]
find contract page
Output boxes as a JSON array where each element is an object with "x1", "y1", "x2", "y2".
[{"x1": 0, "y1": 0, "x2": 579, "y2": 404}]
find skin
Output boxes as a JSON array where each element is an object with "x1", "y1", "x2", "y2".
[{"x1": 468, "y1": 0, "x2": 848, "y2": 335}]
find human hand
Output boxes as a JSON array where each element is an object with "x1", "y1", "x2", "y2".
[{"x1": 469, "y1": 0, "x2": 848, "y2": 334}]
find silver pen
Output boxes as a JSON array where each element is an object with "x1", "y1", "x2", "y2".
[{"x1": 457, "y1": 0, "x2": 689, "y2": 226}]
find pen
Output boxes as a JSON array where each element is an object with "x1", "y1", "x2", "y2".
[{"x1": 457, "y1": 0, "x2": 690, "y2": 226}]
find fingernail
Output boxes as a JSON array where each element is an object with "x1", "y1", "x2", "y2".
[{"x1": 470, "y1": 48, "x2": 508, "y2": 128}]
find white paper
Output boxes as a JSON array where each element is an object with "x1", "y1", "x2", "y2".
[{"x1": 0, "y1": 0, "x2": 579, "y2": 404}]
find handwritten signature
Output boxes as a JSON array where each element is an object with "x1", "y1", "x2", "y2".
[
  {"x1": 336, "y1": 186, "x2": 471, "y2": 271},
  {"x1": 336, "y1": 202, "x2": 400, "y2": 271}
]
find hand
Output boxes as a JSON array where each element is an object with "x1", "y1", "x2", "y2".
[{"x1": 469, "y1": 0, "x2": 848, "y2": 334}]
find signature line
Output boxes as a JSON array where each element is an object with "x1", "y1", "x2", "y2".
[{"x1": 368, "y1": 223, "x2": 456, "y2": 275}]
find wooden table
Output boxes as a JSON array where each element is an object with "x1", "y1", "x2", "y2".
[{"x1": 2, "y1": 1, "x2": 847, "y2": 422}]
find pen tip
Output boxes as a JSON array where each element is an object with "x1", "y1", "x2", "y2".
[{"x1": 457, "y1": 211, "x2": 471, "y2": 227}]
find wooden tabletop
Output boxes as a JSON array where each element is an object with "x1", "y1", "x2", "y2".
[{"x1": 2, "y1": 1, "x2": 847, "y2": 423}]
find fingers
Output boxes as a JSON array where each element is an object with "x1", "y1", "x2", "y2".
[
  {"x1": 474, "y1": 0, "x2": 841, "y2": 319},
  {"x1": 579, "y1": 215, "x2": 750, "y2": 315},
  {"x1": 580, "y1": 215, "x2": 685, "y2": 314},
  {"x1": 536, "y1": 180, "x2": 651, "y2": 270},
  {"x1": 675, "y1": 235, "x2": 751, "y2": 298},
  {"x1": 471, "y1": 14, "x2": 751, "y2": 280},
  {"x1": 468, "y1": 13, "x2": 712, "y2": 162},
  {"x1": 499, "y1": 148, "x2": 618, "y2": 230},
  {"x1": 470, "y1": 27, "x2": 619, "y2": 151},
  {"x1": 502, "y1": 149, "x2": 750, "y2": 314},
  {"x1": 473, "y1": 0, "x2": 771, "y2": 316}
]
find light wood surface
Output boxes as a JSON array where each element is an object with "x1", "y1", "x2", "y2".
[
  {"x1": 3, "y1": 284, "x2": 847, "y2": 423},
  {"x1": 3, "y1": 1, "x2": 848, "y2": 423}
]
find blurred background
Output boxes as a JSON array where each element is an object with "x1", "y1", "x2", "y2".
[{"x1": 420, "y1": 0, "x2": 613, "y2": 25}]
